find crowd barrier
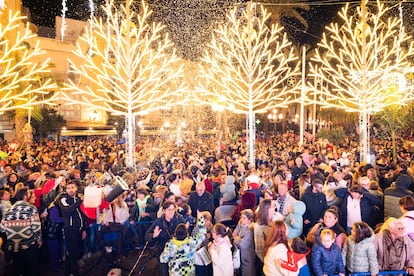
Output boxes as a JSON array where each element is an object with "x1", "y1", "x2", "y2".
[
  {"x1": 334, "y1": 271, "x2": 407, "y2": 276},
  {"x1": 352, "y1": 271, "x2": 407, "y2": 275},
  {"x1": 91, "y1": 223, "x2": 410, "y2": 276}
]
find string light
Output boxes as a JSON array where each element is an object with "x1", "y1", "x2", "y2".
[
  {"x1": 195, "y1": 3, "x2": 300, "y2": 164},
  {"x1": 60, "y1": 0, "x2": 68, "y2": 40},
  {"x1": 0, "y1": 10, "x2": 56, "y2": 112},
  {"x1": 308, "y1": 1, "x2": 414, "y2": 162},
  {"x1": 53, "y1": 0, "x2": 187, "y2": 167}
]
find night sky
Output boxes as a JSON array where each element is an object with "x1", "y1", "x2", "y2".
[{"x1": 21, "y1": 0, "x2": 341, "y2": 59}]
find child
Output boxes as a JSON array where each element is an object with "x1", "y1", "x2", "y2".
[
  {"x1": 160, "y1": 211, "x2": 206, "y2": 276},
  {"x1": 193, "y1": 211, "x2": 213, "y2": 276},
  {"x1": 233, "y1": 209, "x2": 255, "y2": 276},
  {"x1": 208, "y1": 223, "x2": 234, "y2": 276},
  {"x1": 341, "y1": 222, "x2": 379, "y2": 275},
  {"x1": 280, "y1": 237, "x2": 310, "y2": 276},
  {"x1": 311, "y1": 229, "x2": 345, "y2": 276},
  {"x1": 128, "y1": 188, "x2": 155, "y2": 249},
  {"x1": 178, "y1": 203, "x2": 196, "y2": 231},
  {"x1": 284, "y1": 201, "x2": 306, "y2": 239}
]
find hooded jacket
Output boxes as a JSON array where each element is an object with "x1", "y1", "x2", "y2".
[
  {"x1": 342, "y1": 230, "x2": 379, "y2": 274},
  {"x1": 160, "y1": 217, "x2": 206, "y2": 276},
  {"x1": 57, "y1": 192, "x2": 85, "y2": 231},
  {"x1": 220, "y1": 176, "x2": 236, "y2": 202},
  {"x1": 232, "y1": 191, "x2": 256, "y2": 223},
  {"x1": 285, "y1": 200, "x2": 306, "y2": 239}
]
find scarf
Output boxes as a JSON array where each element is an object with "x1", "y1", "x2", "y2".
[{"x1": 382, "y1": 230, "x2": 405, "y2": 270}]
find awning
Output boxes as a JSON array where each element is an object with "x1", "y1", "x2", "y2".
[{"x1": 61, "y1": 129, "x2": 117, "y2": 136}]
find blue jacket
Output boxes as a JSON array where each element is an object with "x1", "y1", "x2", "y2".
[
  {"x1": 285, "y1": 200, "x2": 306, "y2": 239},
  {"x1": 311, "y1": 242, "x2": 345, "y2": 276}
]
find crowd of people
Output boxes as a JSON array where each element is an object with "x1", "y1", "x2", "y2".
[{"x1": 0, "y1": 133, "x2": 413, "y2": 276}]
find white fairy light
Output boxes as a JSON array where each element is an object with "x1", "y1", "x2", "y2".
[
  {"x1": 60, "y1": 0, "x2": 68, "y2": 41},
  {"x1": 196, "y1": 3, "x2": 299, "y2": 165},
  {"x1": 0, "y1": 11, "x2": 56, "y2": 112},
  {"x1": 309, "y1": 0, "x2": 414, "y2": 163},
  {"x1": 53, "y1": 0, "x2": 187, "y2": 168}
]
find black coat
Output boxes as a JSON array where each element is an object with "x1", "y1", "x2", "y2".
[
  {"x1": 145, "y1": 214, "x2": 185, "y2": 251},
  {"x1": 335, "y1": 188, "x2": 381, "y2": 229},
  {"x1": 187, "y1": 191, "x2": 215, "y2": 218}
]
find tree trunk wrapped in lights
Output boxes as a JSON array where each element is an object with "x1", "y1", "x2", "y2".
[
  {"x1": 308, "y1": 0, "x2": 414, "y2": 164},
  {"x1": 54, "y1": 0, "x2": 186, "y2": 168},
  {"x1": 0, "y1": 10, "x2": 55, "y2": 112},
  {"x1": 196, "y1": 3, "x2": 299, "y2": 166}
]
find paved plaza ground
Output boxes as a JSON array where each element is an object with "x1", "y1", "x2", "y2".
[{"x1": 5, "y1": 248, "x2": 159, "y2": 276}]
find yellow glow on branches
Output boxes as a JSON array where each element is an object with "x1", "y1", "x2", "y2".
[
  {"x1": 0, "y1": 10, "x2": 55, "y2": 112},
  {"x1": 309, "y1": 0, "x2": 414, "y2": 113},
  {"x1": 57, "y1": 0, "x2": 186, "y2": 116},
  {"x1": 196, "y1": 4, "x2": 299, "y2": 114}
]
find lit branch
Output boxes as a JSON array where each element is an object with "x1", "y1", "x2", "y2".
[
  {"x1": 56, "y1": 0, "x2": 186, "y2": 117},
  {"x1": 308, "y1": 0, "x2": 414, "y2": 163},
  {"x1": 54, "y1": 0, "x2": 186, "y2": 168},
  {"x1": 0, "y1": 10, "x2": 56, "y2": 112},
  {"x1": 309, "y1": 1, "x2": 414, "y2": 113},
  {"x1": 196, "y1": 3, "x2": 299, "y2": 114}
]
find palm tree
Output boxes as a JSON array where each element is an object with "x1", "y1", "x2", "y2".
[{"x1": 259, "y1": 0, "x2": 310, "y2": 29}]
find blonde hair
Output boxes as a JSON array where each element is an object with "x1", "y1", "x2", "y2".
[{"x1": 320, "y1": 228, "x2": 335, "y2": 240}]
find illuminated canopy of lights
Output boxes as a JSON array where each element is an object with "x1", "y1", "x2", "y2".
[{"x1": 194, "y1": 3, "x2": 299, "y2": 166}]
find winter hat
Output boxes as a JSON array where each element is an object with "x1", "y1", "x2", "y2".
[{"x1": 225, "y1": 175, "x2": 235, "y2": 186}]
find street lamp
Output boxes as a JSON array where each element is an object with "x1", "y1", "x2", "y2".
[{"x1": 267, "y1": 109, "x2": 283, "y2": 134}]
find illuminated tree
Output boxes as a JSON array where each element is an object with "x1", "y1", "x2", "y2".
[
  {"x1": 261, "y1": 0, "x2": 309, "y2": 29},
  {"x1": 55, "y1": 0, "x2": 185, "y2": 168},
  {"x1": 0, "y1": 10, "x2": 55, "y2": 112},
  {"x1": 196, "y1": 3, "x2": 299, "y2": 166},
  {"x1": 0, "y1": 9, "x2": 56, "y2": 145},
  {"x1": 308, "y1": 0, "x2": 414, "y2": 163}
]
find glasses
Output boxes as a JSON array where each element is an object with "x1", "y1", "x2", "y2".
[{"x1": 397, "y1": 227, "x2": 405, "y2": 231}]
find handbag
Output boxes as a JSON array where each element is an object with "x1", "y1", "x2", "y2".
[
  {"x1": 233, "y1": 246, "x2": 241, "y2": 269},
  {"x1": 194, "y1": 246, "x2": 211, "y2": 265}
]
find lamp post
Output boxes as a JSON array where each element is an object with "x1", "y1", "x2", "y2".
[
  {"x1": 212, "y1": 97, "x2": 226, "y2": 154},
  {"x1": 267, "y1": 108, "x2": 283, "y2": 134}
]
